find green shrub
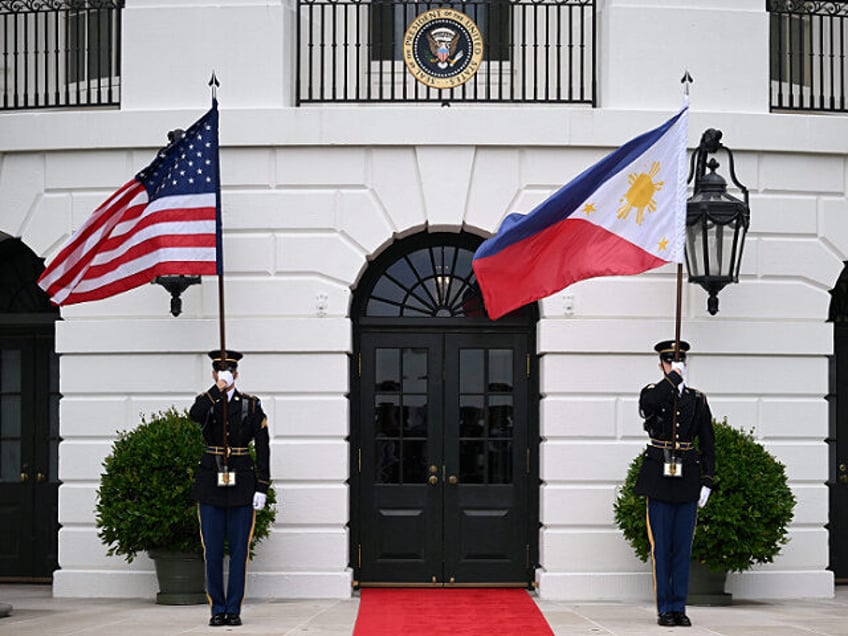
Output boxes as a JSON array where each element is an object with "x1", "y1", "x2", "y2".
[
  {"x1": 96, "y1": 407, "x2": 276, "y2": 563},
  {"x1": 613, "y1": 419, "x2": 796, "y2": 573}
]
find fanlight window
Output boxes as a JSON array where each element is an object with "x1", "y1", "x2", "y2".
[
  {"x1": 0, "y1": 237, "x2": 59, "y2": 314},
  {"x1": 365, "y1": 243, "x2": 485, "y2": 318},
  {"x1": 356, "y1": 232, "x2": 536, "y2": 321}
]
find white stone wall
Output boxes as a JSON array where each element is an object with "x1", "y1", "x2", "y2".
[{"x1": 0, "y1": 0, "x2": 843, "y2": 601}]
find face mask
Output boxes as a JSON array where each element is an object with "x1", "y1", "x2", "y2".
[{"x1": 217, "y1": 370, "x2": 234, "y2": 386}]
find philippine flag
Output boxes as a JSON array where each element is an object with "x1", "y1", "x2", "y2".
[{"x1": 473, "y1": 105, "x2": 689, "y2": 320}]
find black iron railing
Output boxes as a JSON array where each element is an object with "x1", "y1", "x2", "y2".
[
  {"x1": 1, "y1": 0, "x2": 123, "y2": 111},
  {"x1": 768, "y1": 0, "x2": 848, "y2": 112},
  {"x1": 296, "y1": 0, "x2": 595, "y2": 105}
]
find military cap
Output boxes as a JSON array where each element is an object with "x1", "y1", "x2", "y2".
[
  {"x1": 654, "y1": 339, "x2": 690, "y2": 363},
  {"x1": 207, "y1": 349, "x2": 243, "y2": 371}
]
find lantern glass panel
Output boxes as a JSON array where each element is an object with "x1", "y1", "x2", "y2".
[
  {"x1": 707, "y1": 220, "x2": 736, "y2": 278},
  {"x1": 686, "y1": 222, "x2": 705, "y2": 278}
]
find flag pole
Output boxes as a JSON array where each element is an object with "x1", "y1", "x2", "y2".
[
  {"x1": 673, "y1": 264, "x2": 683, "y2": 361},
  {"x1": 674, "y1": 69, "x2": 692, "y2": 364},
  {"x1": 209, "y1": 71, "x2": 230, "y2": 470},
  {"x1": 669, "y1": 71, "x2": 693, "y2": 471},
  {"x1": 210, "y1": 70, "x2": 224, "y2": 356}
]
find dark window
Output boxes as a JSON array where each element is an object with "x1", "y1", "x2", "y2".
[
  {"x1": 768, "y1": 0, "x2": 848, "y2": 112},
  {"x1": 297, "y1": 0, "x2": 596, "y2": 105},
  {"x1": 458, "y1": 348, "x2": 514, "y2": 484},
  {"x1": 68, "y1": 8, "x2": 116, "y2": 83},
  {"x1": 370, "y1": 0, "x2": 511, "y2": 62},
  {"x1": 0, "y1": 1, "x2": 123, "y2": 110},
  {"x1": 374, "y1": 347, "x2": 429, "y2": 484},
  {"x1": 769, "y1": 11, "x2": 811, "y2": 89}
]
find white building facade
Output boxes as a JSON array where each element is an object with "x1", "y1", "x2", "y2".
[{"x1": 0, "y1": 0, "x2": 843, "y2": 601}]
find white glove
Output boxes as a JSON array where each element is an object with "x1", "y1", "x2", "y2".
[
  {"x1": 217, "y1": 369, "x2": 234, "y2": 388},
  {"x1": 252, "y1": 492, "x2": 267, "y2": 510},
  {"x1": 698, "y1": 486, "x2": 711, "y2": 508},
  {"x1": 670, "y1": 361, "x2": 686, "y2": 393}
]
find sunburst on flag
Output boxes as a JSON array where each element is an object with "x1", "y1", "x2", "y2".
[{"x1": 616, "y1": 161, "x2": 664, "y2": 225}]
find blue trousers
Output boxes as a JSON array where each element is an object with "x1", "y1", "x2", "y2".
[
  {"x1": 198, "y1": 503, "x2": 256, "y2": 616},
  {"x1": 646, "y1": 498, "x2": 698, "y2": 615}
]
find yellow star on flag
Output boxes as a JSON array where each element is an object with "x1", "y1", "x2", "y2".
[{"x1": 657, "y1": 237, "x2": 669, "y2": 252}]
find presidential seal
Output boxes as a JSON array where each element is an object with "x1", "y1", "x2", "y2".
[{"x1": 402, "y1": 9, "x2": 484, "y2": 89}]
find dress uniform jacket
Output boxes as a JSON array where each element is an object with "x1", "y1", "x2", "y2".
[
  {"x1": 189, "y1": 385, "x2": 271, "y2": 508},
  {"x1": 633, "y1": 370, "x2": 715, "y2": 503}
]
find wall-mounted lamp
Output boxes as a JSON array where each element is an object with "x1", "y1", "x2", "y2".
[
  {"x1": 152, "y1": 275, "x2": 201, "y2": 317},
  {"x1": 685, "y1": 129, "x2": 751, "y2": 315}
]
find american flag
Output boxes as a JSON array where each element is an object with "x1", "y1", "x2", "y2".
[{"x1": 37, "y1": 100, "x2": 221, "y2": 306}]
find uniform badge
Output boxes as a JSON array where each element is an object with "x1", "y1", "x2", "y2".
[
  {"x1": 402, "y1": 9, "x2": 484, "y2": 89},
  {"x1": 217, "y1": 470, "x2": 237, "y2": 487},
  {"x1": 215, "y1": 455, "x2": 237, "y2": 487},
  {"x1": 662, "y1": 449, "x2": 683, "y2": 478}
]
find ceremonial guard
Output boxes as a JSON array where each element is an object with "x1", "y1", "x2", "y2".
[
  {"x1": 190, "y1": 349, "x2": 271, "y2": 627},
  {"x1": 633, "y1": 340, "x2": 715, "y2": 628}
]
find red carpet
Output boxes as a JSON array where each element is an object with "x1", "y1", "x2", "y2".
[{"x1": 353, "y1": 588, "x2": 554, "y2": 635}]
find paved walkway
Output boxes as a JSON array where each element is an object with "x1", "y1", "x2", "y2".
[{"x1": 1, "y1": 584, "x2": 847, "y2": 635}]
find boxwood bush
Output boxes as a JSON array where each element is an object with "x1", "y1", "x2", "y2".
[
  {"x1": 96, "y1": 407, "x2": 276, "y2": 563},
  {"x1": 613, "y1": 419, "x2": 795, "y2": 573}
]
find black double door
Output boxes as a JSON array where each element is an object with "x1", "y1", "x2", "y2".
[
  {"x1": 356, "y1": 331, "x2": 535, "y2": 586},
  {"x1": 829, "y1": 267, "x2": 848, "y2": 582},
  {"x1": 0, "y1": 332, "x2": 60, "y2": 580},
  {"x1": 831, "y1": 319, "x2": 848, "y2": 582}
]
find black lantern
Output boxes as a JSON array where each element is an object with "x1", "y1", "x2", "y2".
[
  {"x1": 152, "y1": 275, "x2": 201, "y2": 317},
  {"x1": 685, "y1": 129, "x2": 751, "y2": 315}
]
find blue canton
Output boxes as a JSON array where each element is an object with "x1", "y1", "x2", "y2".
[{"x1": 136, "y1": 100, "x2": 220, "y2": 201}]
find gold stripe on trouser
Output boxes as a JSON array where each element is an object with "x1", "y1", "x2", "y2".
[
  {"x1": 645, "y1": 498, "x2": 658, "y2": 610},
  {"x1": 197, "y1": 504, "x2": 214, "y2": 610},
  {"x1": 241, "y1": 510, "x2": 257, "y2": 602},
  {"x1": 692, "y1": 506, "x2": 700, "y2": 551}
]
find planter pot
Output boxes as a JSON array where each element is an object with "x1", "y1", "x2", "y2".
[
  {"x1": 688, "y1": 559, "x2": 732, "y2": 606},
  {"x1": 148, "y1": 549, "x2": 206, "y2": 605}
]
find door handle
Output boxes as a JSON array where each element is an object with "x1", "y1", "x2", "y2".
[
  {"x1": 428, "y1": 475, "x2": 439, "y2": 486},
  {"x1": 37, "y1": 473, "x2": 47, "y2": 483},
  {"x1": 448, "y1": 475, "x2": 458, "y2": 486},
  {"x1": 20, "y1": 472, "x2": 29, "y2": 482}
]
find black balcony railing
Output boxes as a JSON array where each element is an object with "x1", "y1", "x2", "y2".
[
  {"x1": 768, "y1": 0, "x2": 848, "y2": 112},
  {"x1": 296, "y1": 0, "x2": 595, "y2": 105},
  {"x1": 1, "y1": 0, "x2": 123, "y2": 111}
]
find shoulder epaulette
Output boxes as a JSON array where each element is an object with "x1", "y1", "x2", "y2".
[{"x1": 240, "y1": 393, "x2": 260, "y2": 416}]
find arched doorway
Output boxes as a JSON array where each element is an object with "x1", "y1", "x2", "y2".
[
  {"x1": 0, "y1": 237, "x2": 60, "y2": 581},
  {"x1": 829, "y1": 262, "x2": 848, "y2": 583},
  {"x1": 349, "y1": 231, "x2": 540, "y2": 587}
]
